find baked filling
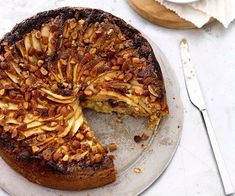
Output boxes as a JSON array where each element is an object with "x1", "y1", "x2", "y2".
[{"x1": 0, "y1": 8, "x2": 168, "y2": 190}]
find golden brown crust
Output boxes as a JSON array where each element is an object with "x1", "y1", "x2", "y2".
[
  {"x1": 0, "y1": 148, "x2": 116, "y2": 190},
  {"x1": 0, "y1": 131, "x2": 116, "y2": 190}
]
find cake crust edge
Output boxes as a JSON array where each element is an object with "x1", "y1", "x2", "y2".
[{"x1": 0, "y1": 132, "x2": 116, "y2": 190}]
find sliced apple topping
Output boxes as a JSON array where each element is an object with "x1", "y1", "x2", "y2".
[
  {"x1": 0, "y1": 14, "x2": 167, "y2": 165},
  {"x1": 32, "y1": 31, "x2": 43, "y2": 54},
  {"x1": 4, "y1": 71, "x2": 19, "y2": 84},
  {"x1": 40, "y1": 88, "x2": 74, "y2": 100},
  {"x1": 21, "y1": 128, "x2": 44, "y2": 139}
]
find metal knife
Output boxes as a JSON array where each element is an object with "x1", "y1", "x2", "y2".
[{"x1": 180, "y1": 39, "x2": 234, "y2": 195}]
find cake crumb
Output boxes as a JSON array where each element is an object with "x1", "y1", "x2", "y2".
[
  {"x1": 153, "y1": 130, "x2": 158, "y2": 136},
  {"x1": 134, "y1": 135, "x2": 141, "y2": 143},
  {"x1": 141, "y1": 132, "x2": 149, "y2": 141},
  {"x1": 116, "y1": 114, "x2": 123, "y2": 123},
  {"x1": 148, "y1": 149, "x2": 153, "y2": 154},
  {"x1": 108, "y1": 143, "x2": 118, "y2": 152},
  {"x1": 108, "y1": 154, "x2": 116, "y2": 160},
  {"x1": 141, "y1": 144, "x2": 147, "y2": 149},
  {"x1": 133, "y1": 167, "x2": 141, "y2": 173},
  {"x1": 134, "y1": 132, "x2": 149, "y2": 143}
]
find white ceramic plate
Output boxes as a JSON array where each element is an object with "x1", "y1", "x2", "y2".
[{"x1": 0, "y1": 38, "x2": 184, "y2": 196}]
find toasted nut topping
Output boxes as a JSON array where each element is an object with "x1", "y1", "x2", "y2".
[
  {"x1": 143, "y1": 77, "x2": 154, "y2": 85},
  {"x1": 17, "y1": 123, "x2": 27, "y2": 131},
  {"x1": 124, "y1": 73, "x2": 133, "y2": 82},
  {"x1": 0, "y1": 89, "x2": 5, "y2": 96},
  {"x1": 0, "y1": 62, "x2": 9, "y2": 70},
  {"x1": 133, "y1": 167, "x2": 141, "y2": 173},
  {"x1": 79, "y1": 19, "x2": 85, "y2": 25},
  {"x1": 0, "y1": 16, "x2": 166, "y2": 166},
  {"x1": 4, "y1": 51, "x2": 13, "y2": 61},
  {"x1": 118, "y1": 34, "x2": 126, "y2": 40},
  {"x1": 107, "y1": 29, "x2": 114, "y2": 35},
  {"x1": 85, "y1": 131, "x2": 93, "y2": 140},
  {"x1": 60, "y1": 59, "x2": 67, "y2": 65},
  {"x1": 62, "y1": 154, "x2": 69, "y2": 161},
  {"x1": 69, "y1": 20, "x2": 77, "y2": 29},
  {"x1": 56, "y1": 137, "x2": 64, "y2": 144},
  {"x1": 70, "y1": 57, "x2": 76, "y2": 65},
  {"x1": 84, "y1": 89, "x2": 93, "y2": 96},
  {"x1": 108, "y1": 143, "x2": 117, "y2": 152},
  {"x1": 41, "y1": 36, "x2": 48, "y2": 45},
  {"x1": 48, "y1": 108, "x2": 56, "y2": 117},
  {"x1": 80, "y1": 75, "x2": 85, "y2": 82},
  {"x1": 72, "y1": 140, "x2": 81, "y2": 149},
  {"x1": 9, "y1": 90, "x2": 17, "y2": 98},
  {"x1": 56, "y1": 125, "x2": 64, "y2": 133},
  {"x1": 11, "y1": 129, "x2": 18, "y2": 138},
  {"x1": 150, "y1": 95, "x2": 156, "y2": 102},
  {"x1": 134, "y1": 88, "x2": 144, "y2": 95},
  {"x1": 91, "y1": 146, "x2": 98, "y2": 154},
  {"x1": 111, "y1": 66, "x2": 119, "y2": 70},
  {"x1": 89, "y1": 48, "x2": 96, "y2": 54},
  {"x1": 104, "y1": 75, "x2": 112, "y2": 81},
  {"x1": 117, "y1": 57, "x2": 124, "y2": 65},
  {"x1": 35, "y1": 31, "x2": 41, "y2": 39},
  {"x1": 22, "y1": 71, "x2": 30, "y2": 78},
  {"x1": 97, "y1": 143, "x2": 105, "y2": 153},
  {"x1": 37, "y1": 60, "x2": 44, "y2": 66},
  {"x1": 60, "y1": 106, "x2": 69, "y2": 116},
  {"x1": 71, "y1": 31, "x2": 78, "y2": 40},
  {"x1": 118, "y1": 73, "x2": 124, "y2": 80},
  {"x1": 53, "y1": 151, "x2": 63, "y2": 161},
  {"x1": 76, "y1": 133, "x2": 84, "y2": 141},
  {"x1": 32, "y1": 146, "x2": 40, "y2": 153},
  {"x1": 3, "y1": 125, "x2": 11, "y2": 132},
  {"x1": 61, "y1": 145, "x2": 69, "y2": 152},
  {"x1": 24, "y1": 92, "x2": 31, "y2": 102},
  {"x1": 23, "y1": 101, "x2": 29, "y2": 109},
  {"x1": 132, "y1": 57, "x2": 141, "y2": 64},
  {"x1": 37, "y1": 134, "x2": 46, "y2": 142},
  {"x1": 0, "y1": 55, "x2": 5, "y2": 62},
  {"x1": 121, "y1": 63, "x2": 129, "y2": 71},
  {"x1": 40, "y1": 67, "x2": 48, "y2": 75},
  {"x1": 83, "y1": 70, "x2": 89, "y2": 76},
  {"x1": 94, "y1": 153, "x2": 103, "y2": 163},
  {"x1": 50, "y1": 122, "x2": 57, "y2": 127}
]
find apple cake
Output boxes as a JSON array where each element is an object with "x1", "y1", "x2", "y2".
[{"x1": 0, "y1": 7, "x2": 168, "y2": 190}]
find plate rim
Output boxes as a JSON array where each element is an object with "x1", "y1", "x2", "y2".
[{"x1": 137, "y1": 37, "x2": 184, "y2": 195}]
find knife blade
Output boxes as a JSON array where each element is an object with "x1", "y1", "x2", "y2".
[
  {"x1": 180, "y1": 38, "x2": 234, "y2": 195},
  {"x1": 180, "y1": 39, "x2": 206, "y2": 111}
]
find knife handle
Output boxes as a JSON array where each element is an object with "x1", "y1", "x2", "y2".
[{"x1": 201, "y1": 110, "x2": 234, "y2": 195}]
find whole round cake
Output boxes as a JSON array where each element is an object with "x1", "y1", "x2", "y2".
[{"x1": 0, "y1": 7, "x2": 168, "y2": 190}]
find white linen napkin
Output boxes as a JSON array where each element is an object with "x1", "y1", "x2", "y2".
[{"x1": 156, "y1": 0, "x2": 235, "y2": 28}]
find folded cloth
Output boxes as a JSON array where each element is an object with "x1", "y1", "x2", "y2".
[{"x1": 156, "y1": 0, "x2": 235, "y2": 28}]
